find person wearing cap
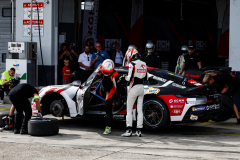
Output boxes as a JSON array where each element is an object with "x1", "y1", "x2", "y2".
[
  {"x1": 179, "y1": 45, "x2": 202, "y2": 74},
  {"x1": 8, "y1": 83, "x2": 42, "y2": 134},
  {"x1": 175, "y1": 45, "x2": 188, "y2": 75},
  {"x1": 202, "y1": 72, "x2": 240, "y2": 124}
]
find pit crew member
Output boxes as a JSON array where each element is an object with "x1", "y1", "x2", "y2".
[
  {"x1": 203, "y1": 73, "x2": 240, "y2": 124},
  {"x1": 142, "y1": 42, "x2": 161, "y2": 68},
  {"x1": 8, "y1": 83, "x2": 42, "y2": 134}
]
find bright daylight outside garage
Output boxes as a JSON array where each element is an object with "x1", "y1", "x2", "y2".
[{"x1": 0, "y1": 0, "x2": 240, "y2": 159}]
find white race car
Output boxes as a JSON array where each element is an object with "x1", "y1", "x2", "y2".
[{"x1": 31, "y1": 67, "x2": 223, "y2": 130}]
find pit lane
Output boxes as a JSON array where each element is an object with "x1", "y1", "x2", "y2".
[{"x1": 0, "y1": 103, "x2": 240, "y2": 160}]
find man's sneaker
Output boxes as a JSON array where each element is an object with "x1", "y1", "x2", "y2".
[
  {"x1": 121, "y1": 129, "x2": 132, "y2": 137},
  {"x1": 14, "y1": 129, "x2": 20, "y2": 134},
  {"x1": 0, "y1": 100, "x2": 4, "y2": 105},
  {"x1": 103, "y1": 126, "x2": 111, "y2": 135},
  {"x1": 135, "y1": 130, "x2": 142, "y2": 137},
  {"x1": 20, "y1": 129, "x2": 28, "y2": 134}
]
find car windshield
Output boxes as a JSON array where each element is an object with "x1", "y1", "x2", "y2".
[{"x1": 85, "y1": 72, "x2": 97, "y2": 86}]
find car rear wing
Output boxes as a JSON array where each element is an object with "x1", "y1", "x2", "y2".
[{"x1": 186, "y1": 84, "x2": 217, "y2": 93}]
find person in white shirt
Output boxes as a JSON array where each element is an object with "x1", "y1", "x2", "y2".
[
  {"x1": 110, "y1": 39, "x2": 123, "y2": 67},
  {"x1": 78, "y1": 45, "x2": 93, "y2": 83}
]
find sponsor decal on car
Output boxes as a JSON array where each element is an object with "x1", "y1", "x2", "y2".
[
  {"x1": 172, "y1": 83, "x2": 186, "y2": 89},
  {"x1": 192, "y1": 106, "x2": 206, "y2": 111},
  {"x1": 172, "y1": 109, "x2": 182, "y2": 114},
  {"x1": 169, "y1": 99, "x2": 173, "y2": 103},
  {"x1": 147, "y1": 87, "x2": 160, "y2": 94},
  {"x1": 204, "y1": 100, "x2": 212, "y2": 104},
  {"x1": 206, "y1": 104, "x2": 220, "y2": 110},
  {"x1": 170, "y1": 105, "x2": 183, "y2": 108},
  {"x1": 152, "y1": 76, "x2": 167, "y2": 83},
  {"x1": 187, "y1": 80, "x2": 204, "y2": 87},
  {"x1": 186, "y1": 100, "x2": 196, "y2": 105},
  {"x1": 170, "y1": 99, "x2": 185, "y2": 104},
  {"x1": 190, "y1": 114, "x2": 198, "y2": 120}
]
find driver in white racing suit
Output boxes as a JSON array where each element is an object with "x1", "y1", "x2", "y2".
[{"x1": 121, "y1": 49, "x2": 147, "y2": 137}]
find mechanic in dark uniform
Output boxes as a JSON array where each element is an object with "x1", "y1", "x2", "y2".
[
  {"x1": 203, "y1": 72, "x2": 240, "y2": 124},
  {"x1": 141, "y1": 42, "x2": 161, "y2": 68},
  {"x1": 8, "y1": 83, "x2": 42, "y2": 134},
  {"x1": 179, "y1": 45, "x2": 202, "y2": 74},
  {"x1": 95, "y1": 59, "x2": 121, "y2": 135}
]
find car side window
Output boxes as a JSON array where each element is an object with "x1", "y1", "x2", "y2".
[{"x1": 147, "y1": 77, "x2": 159, "y2": 85}]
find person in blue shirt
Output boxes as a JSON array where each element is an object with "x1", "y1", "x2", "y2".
[{"x1": 91, "y1": 42, "x2": 110, "y2": 70}]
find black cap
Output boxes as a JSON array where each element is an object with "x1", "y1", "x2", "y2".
[{"x1": 188, "y1": 45, "x2": 195, "y2": 49}]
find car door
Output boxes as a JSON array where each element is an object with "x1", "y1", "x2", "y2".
[{"x1": 76, "y1": 72, "x2": 96, "y2": 115}]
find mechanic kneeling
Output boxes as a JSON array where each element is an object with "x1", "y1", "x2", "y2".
[
  {"x1": 95, "y1": 59, "x2": 121, "y2": 134},
  {"x1": 8, "y1": 83, "x2": 42, "y2": 134}
]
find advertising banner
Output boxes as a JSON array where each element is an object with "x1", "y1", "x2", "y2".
[{"x1": 82, "y1": 0, "x2": 99, "y2": 45}]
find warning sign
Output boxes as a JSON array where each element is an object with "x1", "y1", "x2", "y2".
[
  {"x1": 23, "y1": 2, "x2": 44, "y2": 20},
  {"x1": 23, "y1": 20, "x2": 44, "y2": 37}
]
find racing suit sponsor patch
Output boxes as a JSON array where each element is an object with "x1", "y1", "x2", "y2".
[{"x1": 137, "y1": 69, "x2": 147, "y2": 73}]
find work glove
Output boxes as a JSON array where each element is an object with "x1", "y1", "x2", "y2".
[{"x1": 37, "y1": 111, "x2": 43, "y2": 119}]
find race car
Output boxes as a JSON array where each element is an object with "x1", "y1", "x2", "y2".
[{"x1": 31, "y1": 67, "x2": 223, "y2": 130}]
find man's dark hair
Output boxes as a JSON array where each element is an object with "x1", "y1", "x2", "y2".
[
  {"x1": 61, "y1": 43, "x2": 67, "y2": 48},
  {"x1": 10, "y1": 68, "x2": 15, "y2": 72}
]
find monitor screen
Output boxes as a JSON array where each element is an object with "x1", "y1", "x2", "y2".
[
  {"x1": 11, "y1": 44, "x2": 16, "y2": 47},
  {"x1": 17, "y1": 44, "x2": 21, "y2": 47}
]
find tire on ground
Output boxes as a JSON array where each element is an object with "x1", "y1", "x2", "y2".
[
  {"x1": 143, "y1": 98, "x2": 169, "y2": 130},
  {"x1": 211, "y1": 104, "x2": 232, "y2": 122},
  {"x1": 28, "y1": 118, "x2": 59, "y2": 136}
]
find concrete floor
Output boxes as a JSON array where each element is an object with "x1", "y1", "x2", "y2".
[{"x1": 0, "y1": 103, "x2": 240, "y2": 160}]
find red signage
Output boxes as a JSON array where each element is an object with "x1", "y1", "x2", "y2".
[
  {"x1": 23, "y1": 2, "x2": 44, "y2": 8},
  {"x1": 23, "y1": 20, "x2": 44, "y2": 25}
]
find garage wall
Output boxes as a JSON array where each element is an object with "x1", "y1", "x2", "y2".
[{"x1": 0, "y1": 0, "x2": 15, "y2": 74}]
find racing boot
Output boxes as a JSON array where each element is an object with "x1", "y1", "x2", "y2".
[
  {"x1": 103, "y1": 126, "x2": 111, "y2": 135},
  {"x1": 121, "y1": 128, "x2": 132, "y2": 137},
  {"x1": 2, "y1": 116, "x2": 14, "y2": 130},
  {"x1": 135, "y1": 129, "x2": 142, "y2": 137}
]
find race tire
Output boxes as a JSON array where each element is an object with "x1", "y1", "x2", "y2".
[
  {"x1": 143, "y1": 98, "x2": 169, "y2": 130},
  {"x1": 28, "y1": 118, "x2": 59, "y2": 136},
  {"x1": 211, "y1": 104, "x2": 232, "y2": 122}
]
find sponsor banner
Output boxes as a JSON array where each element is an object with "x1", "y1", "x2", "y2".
[
  {"x1": 82, "y1": 0, "x2": 99, "y2": 47},
  {"x1": 6, "y1": 59, "x2": 27, "y2": 83},
  {"x1": 23, "y1": 3, "x2": 44, "y2": 20},
  {"x1": 104, "y1": 39, "x2": 122, "y2": 51},
  {"x1": 23, "y1": 20, "x2": 44, "y2": 37},
  {"x1": 196, "y1": 41, "x2": 207, "y2": 50},
  {"x1": 156, "y1": 40, "x2": 170, "y2": 51}
]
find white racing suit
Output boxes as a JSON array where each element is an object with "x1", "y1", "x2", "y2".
[{"x1": 125, "y1": 60, "x2": 147, "y2": 128}]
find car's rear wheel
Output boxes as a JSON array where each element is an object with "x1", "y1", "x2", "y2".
[{"x1": 143, "y1": 98, "x2": 169, "y2": 130}]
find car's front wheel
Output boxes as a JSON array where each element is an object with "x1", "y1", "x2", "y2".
[{"x1": 143, "y1": 98, "x2": 169, "y2": 130}]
